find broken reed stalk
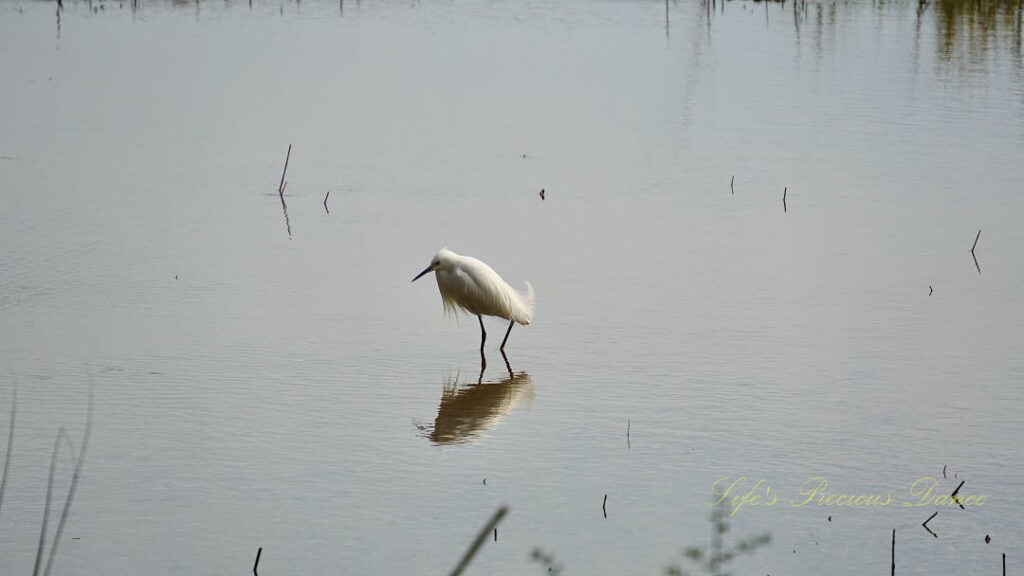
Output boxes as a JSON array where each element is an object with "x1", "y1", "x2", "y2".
[
  {"x1": 922, "y1": 511, "x2": 937, "y2": 538},
  {"x1": 951, "y1": 480, "x2": 964, "y2": 497},
  {"x1": 0, "y1": 372, "x2": 16, "y2": 519},
  {"x1": 730, "y1": 175, "x2": 734, "y2": 194},
  {"x1": 323, "y1": 191, "x2": 330, "y2": 214},
  {"x1": 951, "y1": 480, "x2": 965, "y2": 510},
  {"x1": 891, "y1": 529, "x2": 895, "y2": 576},
  {"x1": 42, "y1": 375, "x2": 94, "y2": 576},
  {"x1": 253, "y1": 547, "x2": 263, "y2": 575},
  {"x1": 783, "y1": 187, "x2": 788, "y2": 212},
  {"x1": 278, "y1": 144, "x2": 291, "y2": 196},
  {"x1": 602, "y1": 494, "x2": 608, "y2": 518},
  {"x1": 449, "y1": 506, "x2": 508, "y2": 576},
  {"x1": 274, "y1": 145, "x2": 293, "y2": 238},
  {"x1": 971, "y1": 230, "x2": 982, "y2": 274}
]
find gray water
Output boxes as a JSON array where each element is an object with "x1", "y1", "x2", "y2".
[{"x1": 1, "y1": 1, "x2": 1023, "y2": 574}]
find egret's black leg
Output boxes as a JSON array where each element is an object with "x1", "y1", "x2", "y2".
[
  {"x1": 500, "y1": 319, "x2": 514, "y2": 351},
  {"x1": 500, "y1": 348, "x2": 513, "y2": 378},
  {"x1": 478, "y1": 315, "x2": 487, "y2": 368}
]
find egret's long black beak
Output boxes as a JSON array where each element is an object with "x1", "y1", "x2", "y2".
[{"x1": 411, "y1": 265, "x2": 434, "y2": 282}]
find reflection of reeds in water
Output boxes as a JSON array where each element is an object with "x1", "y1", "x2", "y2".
[
  {"x1": 933, "y1": 0, "x2": 1023, "y2": 65},
  {"x1": 425, "y1": 370, "x2": 534, "y2": 445},
  {"x1": 743, "y1": 0, "x2": 1022, "y2": 74}
]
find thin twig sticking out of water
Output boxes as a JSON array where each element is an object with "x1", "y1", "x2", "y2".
[
  {"x1": 602, "y1": 494, "x2": 608, "y2": 518},
  {"x1": 627, "y1": 419, "x2": 630, "y2": 449},
  {"x1": 449, "y1": 506, "x2": 508, "y2": 576},
  {"x1": 922, "y1": 512, "x2": 937, "y2": 538},
  {"x1": 891, "y1": 529, "x2": 895, "y2": 576},
  {"x1": 971, "y1": 229, "x2": 981, "y2": 274},
  {"x1": 253, "y1": 547, "x2": 263, "y2": 575},
  {"x1": 278, "y1": 145, "x2": 292, "y2": 239},
  {"x1": 730, "y1": 175, "x2": 734, "y2": 195},
  {"x1": 783, "y1": 187, "x2": 788, "y2": 212},
  {"x1": 278, "y1": 144, "x2": 291, "y2": 195},
  {"x1": 0, "y1": 371, "x2": 16, "y2": 519},
  {"x1": 324, "y1": 191, "x2": 330, "y2": 214},
  {"x1": 951, "y1": 480, "x2": 965, "y2": 510}
]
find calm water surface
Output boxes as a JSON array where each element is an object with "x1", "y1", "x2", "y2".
[{"x1": 1, "y1": 1, "x2": 1023, "y2": 575}]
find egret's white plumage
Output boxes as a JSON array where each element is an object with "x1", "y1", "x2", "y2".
[{"x1": 412, "y1": 248, "x2": 535, "y2": 357}]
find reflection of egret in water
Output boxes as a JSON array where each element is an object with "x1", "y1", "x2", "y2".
[{"x1": 419, "y1": 369, "x2": 534, "y2": 445}]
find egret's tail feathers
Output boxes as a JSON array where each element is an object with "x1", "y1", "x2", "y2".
[{"x1": 516, "y1": 281, "x2": 536, "y2": 325}]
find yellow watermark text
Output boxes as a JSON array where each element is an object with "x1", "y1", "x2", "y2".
[
  {"x1": 790, "y1": 477, "x2": 891, "y2": 507},
  {"x1": 708, "y1": 476, "x2": 986, "y2": 515},
  {"x1": 902, "y1": 477, "x2": 987, "y2": 507}
]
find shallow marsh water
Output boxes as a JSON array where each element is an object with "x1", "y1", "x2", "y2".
[{"x1": 1, "y1": 1, "x2": 1023, "y2": 575}]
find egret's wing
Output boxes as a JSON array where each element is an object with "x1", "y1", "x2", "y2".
[
  {"x1": 460, "y1": 259, "x2": 534, "y2": 324},
  {"x1": 453, "y1": 263, "x2": 507, "y2": 316},
  {"x1": 436, "y1": 256, "x2": 535, "y2": 324}
]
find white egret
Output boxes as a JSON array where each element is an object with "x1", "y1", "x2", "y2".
[{"x1": 412, "y1": 248, "x2": 535, "y2": 363}]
